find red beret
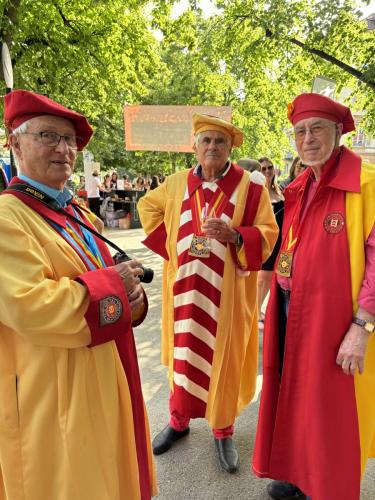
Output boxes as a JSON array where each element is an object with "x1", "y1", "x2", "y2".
[
  {"x1": 4, "y1": 89, "x2": 93, "y2": 150},
  {"x1": 287, "y1": 93, "x2": 355, "y2": 134}
]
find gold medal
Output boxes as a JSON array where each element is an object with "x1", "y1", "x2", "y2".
[
  {"x1": 188, "y1": 234, "x2": 211, "y2": 258},
  {"x1": 276, "y1": 251, "x2": 293, "y2": 277}
]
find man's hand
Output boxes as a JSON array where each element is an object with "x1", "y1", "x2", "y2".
[
  {"x1": 127, "y1": 283, "x2": 144, "y2": 313},
  {"x1": 336, "y1": 324, "x2": 369, "y2": 375},
  {"x1": 202, "y1": 218, "x2": 237, "y2": 244},
  {"x1": 113, "y1": 259, "x2": 143, "y2": 294}
]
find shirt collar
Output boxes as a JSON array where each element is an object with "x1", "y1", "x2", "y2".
[
  {"x1": 193, "y1": 161, "x2": 231, "y2": 181},
  {"x1": 19, "y1": 174, "x2": 73, "y2": 208}
]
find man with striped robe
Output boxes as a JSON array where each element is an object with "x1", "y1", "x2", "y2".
[{"x1": 138, "y1": 114, "x2": 278, "y2": 473}]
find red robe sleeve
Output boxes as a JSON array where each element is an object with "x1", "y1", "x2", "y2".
[
  {"x1": 230, "y1": 182, "x2": 263, "y2": 271},
  {"x1": 77, "y1": 267, "x2": 132, "y2": 347}
]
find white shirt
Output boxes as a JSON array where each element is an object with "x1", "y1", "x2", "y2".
[{"x1": 87, "y1": 176, "x2": 101, "y2": 198}]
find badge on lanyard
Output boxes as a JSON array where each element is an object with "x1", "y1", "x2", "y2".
[
  {"x1": 188, "y1": 234, "x2": 211, "y2": 258},
  {"x1": 188, "y1": 188, "x2": 225, "y2": 259},
  {"x1": 276, "y1": 250, "x2": 293, "y2": 277},
  {"x1": 276, "y1": 224, "x2": 298, "y2": 278}
]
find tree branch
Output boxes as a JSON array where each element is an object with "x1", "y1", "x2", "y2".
[
  {"x1": 265, "y1": 29, "x2": 375, "y2": 91},
  {"x1": 1, "y1": 0, "x2": 22, "y2": 44}
]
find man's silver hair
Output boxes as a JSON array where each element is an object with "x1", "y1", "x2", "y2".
[
  {"x1": 11, "y1": 118, "x2": 36, "y2": 136},
  {"x1": 9, "y1": 119, "x2": 37, "y2": 169}
]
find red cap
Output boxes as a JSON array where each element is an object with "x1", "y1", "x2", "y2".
[
  {"x1": 287, "y1": 93, "x2": 355, "y2": 134},
  {"x1": 4, "y1": 89, "x2": 93, "y2": 150}
]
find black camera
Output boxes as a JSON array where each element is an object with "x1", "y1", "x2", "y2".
[{"x1": 113, "y1": 252, "x2": 154, "y2": 284}]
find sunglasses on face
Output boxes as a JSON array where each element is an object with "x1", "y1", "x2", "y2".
[{"x1": 261, "y1": 165, "x2": 274, "y2": 172}]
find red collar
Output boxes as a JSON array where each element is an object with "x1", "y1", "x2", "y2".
[
  {"x1": 285, "y1": 146, "x2": 361, "y2": 196},
  {"x1": 187, "y1": 162, "x2": 244, "y2": 200},
  {"x1": 4, "y1": 177, "x2": 83, "y2": 227}
]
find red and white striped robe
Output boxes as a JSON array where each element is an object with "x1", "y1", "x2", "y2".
[{"x1": 138, "y1": 163, "x2": 279, "y2": 428}]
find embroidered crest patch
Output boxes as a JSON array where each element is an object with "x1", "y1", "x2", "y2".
[
  {"x1": 323, "y1": 212, "x2": 345, "y2": 234},
  {"x1": 100, "y1": 296, "x2": 123, "y2": 326}
]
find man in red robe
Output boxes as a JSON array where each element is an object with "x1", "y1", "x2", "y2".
[{"x1": 253, "y1": 93, "x2": 375, "y2": 500}]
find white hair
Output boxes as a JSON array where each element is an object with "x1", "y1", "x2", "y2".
[
  {"x1": 11, "y1": 118, "x2": 37, "y2": 136},
  {"x1": 9, "y1": 119, "x2": 38, "y2": 170}
]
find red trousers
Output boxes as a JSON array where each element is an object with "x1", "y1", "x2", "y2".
[{"x1": 169, "y1": 393, "x2": 234, "y2": 439}]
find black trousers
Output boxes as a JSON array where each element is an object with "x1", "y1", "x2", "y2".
[
  {"x1": 88, "y1": 197, "x2": 101, "y2": 217},
  {"x1": 277, "y1": 286, "x2": 290, "y2": 377}
]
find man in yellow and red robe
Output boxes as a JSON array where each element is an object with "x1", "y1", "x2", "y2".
[
  {"x1": 138, "y1": 114, "x2": 278, "y2": 473},
  {"x1": 0, "y1": 90, "x2": 156, "y2": 500},
  {"x1": 253, "y1": 93, "x2": 375, "y2": 500}
]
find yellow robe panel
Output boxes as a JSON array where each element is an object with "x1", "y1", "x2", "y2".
[
  {"x1": 347, "y1": 163, "x2": 375, "y2": 473},
  {"x1": 0, "y1": 195, "x2": 156, "y2": 500}
]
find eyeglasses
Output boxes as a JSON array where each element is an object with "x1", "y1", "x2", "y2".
[
  {"x1": 294, "y1": 123, "x2": 336, "y2": 140},
  {"x1": 261, "y1": 165, "x2": 274, "y2": 172},
  {"x1": 19, "y1": 131, "x2": 82, "y2": 150}
]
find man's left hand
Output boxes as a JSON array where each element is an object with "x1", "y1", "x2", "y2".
[
  {"x1": 336, "y1": 324, "x2": 369, "y2": 375},
  {"x1": 202, "y1": 218, "x2": 237, "y2": 244},
  {"x1": 128, "y1": 284, "x2": 144, "y2": 315}
]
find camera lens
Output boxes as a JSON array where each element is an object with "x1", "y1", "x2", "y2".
[{"x1": 114, "y1": 252, "x2": 154, "y2": 284}]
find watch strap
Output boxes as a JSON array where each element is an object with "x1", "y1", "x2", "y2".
[
  {"x1": 352, "y1": 317, "x2": 375, "y2": 333},
  {"x1": 235, "y1": 231, "x2": 243, "y2": 247}
]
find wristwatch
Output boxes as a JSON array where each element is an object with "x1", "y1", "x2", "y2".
[
  {"x1": 352, "y1": 317, "x2": 375, "y2": 334},
  {"x1": 235, "y1": 232, "x2": 243, "y2": 247}
]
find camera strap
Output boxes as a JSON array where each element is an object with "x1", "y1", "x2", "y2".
[{"x1": 5, "y1": 183, "x2": 127, "y2": 257}]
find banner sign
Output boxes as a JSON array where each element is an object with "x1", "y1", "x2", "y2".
[{"x1": 124, "y1": 105, "x2": 232, "y2": 152}]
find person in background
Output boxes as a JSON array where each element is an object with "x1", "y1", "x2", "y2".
[
  {"x1": 279, "y1": 156, "x2": 306, "y2": 191},
  {"x1": 101, "y1": 173, "x2": 112, "y2": 199},
  {"x1": 253, "y1": 93, "x2": 375, "y2": 500},
  {"x1": 150, "y1": 175, "x2": 159, "y2": 190},
  {"x1": 237, "y1": 158, "x2": 261, "y2": 173},
  {"x1": 0, "y1": 88, "x2": 156, "y2": 500},
  {"x1": 123, "y1": 174, "x2": 133, "y2": 189},
  {"x1": 110, "y1": 171, "x2": 118, "y2": 189},
  {"x1": 134, "y1": 176, "x2": 145, "y2": 191},
  {"x1": 257, "y1": 157, "x2": 284, "y2": 328},
  {"x1": 138, "y1": 113, "x2": 278, "y2": 474},
  {"x1": 237, "y1": 158, "x2": 266, "y2": 186},
  {"x1": 103, "y1": 173, "x2": 111, "y2": 190},
  {"x1": 87, "y1": 170, "x2": 107, "y2": 217},
  {"x1": 76, "y1": 174, "x2": 88, "y2": 206},
  {"x1": 77, "y1": 174, "x2": 86, "y2": 191}
]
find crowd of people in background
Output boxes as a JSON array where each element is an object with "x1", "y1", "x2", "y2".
[
  {"x1": 72, "y1": 171, "x2": 166, "y2": 219},
  {"x1": 71, "y1": 158, "x2": 299, "y2": 230}
]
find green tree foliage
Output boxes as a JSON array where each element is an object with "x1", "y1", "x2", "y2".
[
  {"x1": 0, "y1": 0, "x2": 373, "y2": 174},
  {"x1": 0, "y1": 0, "x2": 164, "y2": 171},
  {"x1": 148, "y1": 0, "x2": 374, "y2": 167}
]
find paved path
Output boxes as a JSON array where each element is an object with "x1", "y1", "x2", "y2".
[{"x1": 107, "y1": 228, "x2": 375, "y2": 499}]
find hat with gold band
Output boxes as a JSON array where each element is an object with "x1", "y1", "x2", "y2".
[{"x1": 192, "y1": 113, "x2": 243, "y2": 147}]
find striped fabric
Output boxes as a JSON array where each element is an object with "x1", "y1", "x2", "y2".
[{"x1": 170, "y1": 177, "x2": 239, "y2": 418}]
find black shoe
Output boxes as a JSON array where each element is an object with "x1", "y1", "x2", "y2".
[
  {"x1": 152, "y1": 424, "x2": 190, "y2": 455},
  {"x1": 214, "y1": 437, "x2": 239, "y2": 473},
  {"x1": 267, "y1": 481, "x2": 306, "y2": 500}
]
